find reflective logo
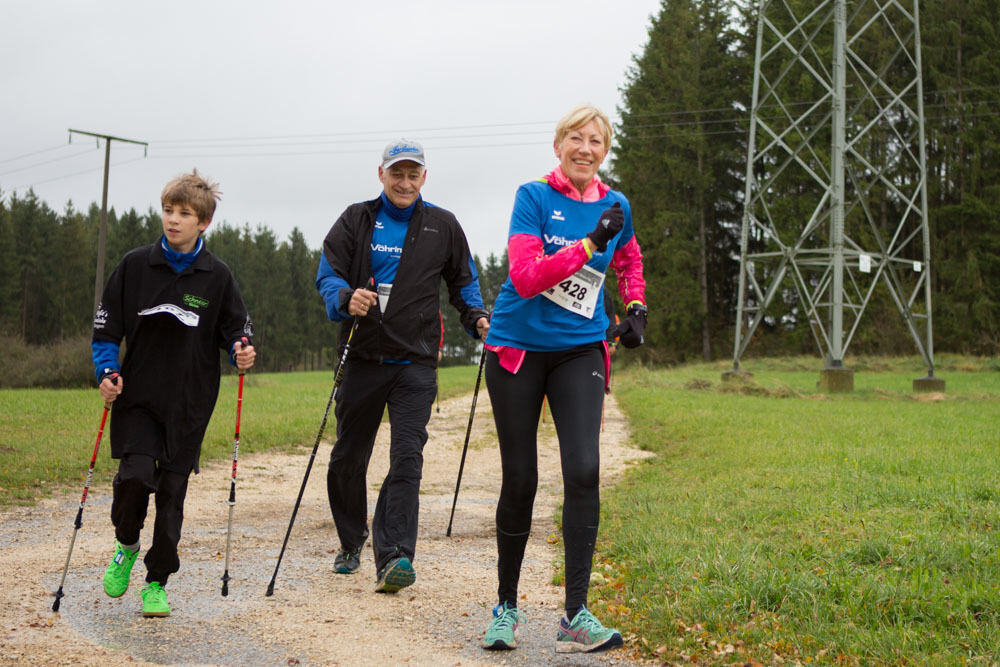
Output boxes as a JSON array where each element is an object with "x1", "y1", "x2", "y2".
[
  {"x1": 551, "y1": 210, "x2": 565, "y2": 221},
  {"x1": 138, "y1": 304, "x2": 200, "y2": 327},
  {"x1": 94, "y1": 304, "x2": 108, "y2": 329},
  {"x1": 183, "y1": 294, "x2": 209, "y2": 309},
  {"x1": 543, "y1": 233, "x2": 576, "y2": 247}
]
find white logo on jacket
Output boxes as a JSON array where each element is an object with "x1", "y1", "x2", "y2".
[{"x1": 543, "y1": 233, "x2": 576, "y2": 247}]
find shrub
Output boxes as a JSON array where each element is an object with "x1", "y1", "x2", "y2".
[{"x1": 0, "y1": 335, "x2": 94, "y2": 388}]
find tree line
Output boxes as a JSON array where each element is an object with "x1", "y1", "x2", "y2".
[
  {"x1": 612, "y1": 0, "x2": 999, "y2": 363},
  {"x1": 3, "y1": 0, "x2": 998, "y2": 387},
  {"x1": 0, "y1": 194, "x2": 509, "y2": 385}
]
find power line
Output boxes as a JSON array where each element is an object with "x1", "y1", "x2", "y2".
[
  {"x1": 0, "y1": 148, "x2": 100, "y2": 177},
  {"x1": 0, "y1": 144, "x2": 71, "y2": 166},
  {"x1": 150, "y1": 119, "x2": 559, "y2": 146},
  {"x1": 6, "y1": 156, "x2": 147, "y2": 192}
]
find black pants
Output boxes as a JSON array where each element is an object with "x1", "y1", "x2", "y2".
[
  {"x1": 110, "y1": 453, "x2": 190, "y2": 586},
  {"x1": 485, "y1": 343, "x2": 605, "y2": 614},
  {"x1": 326, "y1": 360, "x2": 436, "y2": 571}
]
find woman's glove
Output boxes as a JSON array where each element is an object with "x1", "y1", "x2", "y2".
[
  {"x1": 613, "y1": 303, "x2": 647, "y2": 348},
  {"x1": 586, "y1": 202, "x2": 624, "y2": 252}
]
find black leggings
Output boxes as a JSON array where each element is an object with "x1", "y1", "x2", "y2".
[{"x1": 485, "y1": 343, "x2": 605, "y2": 615}]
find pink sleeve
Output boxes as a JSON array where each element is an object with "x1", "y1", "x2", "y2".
[
  {"x1": 611, "y1": 236, "x2": 646, "y2": 305},
  {"x1": 507, "y1": 233, "x2": 591, "y2": 298}
]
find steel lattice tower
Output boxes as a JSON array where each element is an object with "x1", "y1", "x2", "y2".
[{"x1": 731, "y1": 0, "x2": 942, "y2": 391}]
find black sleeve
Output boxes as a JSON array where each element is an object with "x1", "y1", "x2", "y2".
[
  {"x1": 217, "y1": 266, "x2": 254, "y2": 351},
  {"x1": 442, "y1": 217, "x2": 488, "y2": 334},
  {"x1": 92, "y1": 255, "x2": 129, "y2": 344}
]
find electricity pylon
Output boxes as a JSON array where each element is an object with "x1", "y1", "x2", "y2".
[{"x1": 730, "y1": 0, "x2": 942, "y2": 392}]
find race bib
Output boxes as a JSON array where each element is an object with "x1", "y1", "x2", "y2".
[
  {"x1": 377, "y1": 283, "x2": 392, "y2": 314},
  {"x1": 541, "y1": 264, "x2": 605, "y2": 319}
]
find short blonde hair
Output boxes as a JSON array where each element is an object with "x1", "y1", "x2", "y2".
[
  {"x1": 161, "y1": 169, "x2": 221, "y2": 222},
  {"x1": 554, "y1": 104, "x2": 613, "y2": 148}
]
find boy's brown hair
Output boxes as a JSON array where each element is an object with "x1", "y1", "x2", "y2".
[{"x1": 161, "y1": 169, "x2": 222, "y2": 223}]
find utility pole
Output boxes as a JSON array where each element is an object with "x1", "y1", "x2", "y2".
[
  {"x1": 727, "y1": 0, "x2": 943, "y2": 393},
  {"x1": 68, "y1": 129, "x2": 148, "y2": 317}
]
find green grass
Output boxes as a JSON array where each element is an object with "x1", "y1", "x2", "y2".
[
  {"x1": 0, "y1": 365, "x2": 480, "y2": 505},
  {"x1": 594, "y1": 359, "x2": 1000, "y2": 664},
  {"x1": 5, "y1": 356, "x2": 999, "y2": 662}
]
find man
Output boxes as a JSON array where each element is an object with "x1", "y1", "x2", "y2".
[{"x1": 316, "y1": 139, "x2": 489, "y2": 592}]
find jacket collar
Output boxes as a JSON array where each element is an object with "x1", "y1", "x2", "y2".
[
  {"x1": 149, "y1": 240, "x2": 213, "y2": 271},
  {"x1": 542, "y1": 166, "x2": 610, "y2": 203}
]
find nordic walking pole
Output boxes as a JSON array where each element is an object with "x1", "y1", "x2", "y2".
[
  {"x1": 446, "y1": 344, "x2": 487, "y2": 537},
  {"x1": 266, "y1": 280, "x2": 369, "y2": 596},
  {"x1": 221, "y1": 338, "x2": 248, "y2": 596},
  {"x1": 52, "y1": 374, "x2": 118, "y2": 612}
]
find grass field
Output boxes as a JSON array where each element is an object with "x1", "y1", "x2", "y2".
[
  {"x1": 0, "y1": 364, "x2": 480, "y2": 505},
  {"x1": 2, "y1": 355, "x2": 998, "y2": 662},
  {"x1": 592, "y1": 356, "x2": 1000, "y2": 663}
]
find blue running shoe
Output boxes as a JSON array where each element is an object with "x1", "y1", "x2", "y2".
[{"x1": 374, "y1": 556, "x2": 415, "y2": 593}]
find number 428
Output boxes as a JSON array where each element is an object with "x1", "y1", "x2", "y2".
[{"x1": 557, "y1": 280, "x2": 587, "y2": 300}]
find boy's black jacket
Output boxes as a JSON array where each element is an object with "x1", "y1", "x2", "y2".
[{"x1": 93, "y1": 243, "x2": 252, "y2": 472}]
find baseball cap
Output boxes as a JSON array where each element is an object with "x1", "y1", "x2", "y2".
[{"x1": 381, "y1": 139, "x2": 426, "y2": 168}]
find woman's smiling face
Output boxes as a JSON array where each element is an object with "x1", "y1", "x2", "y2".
[{"x1": 554, "y1": 119, "x2": 608, "y2": 193}]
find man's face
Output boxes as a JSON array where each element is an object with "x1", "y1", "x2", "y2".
[{"x1": 379, "y1": 161, "x2": 427, "y2": 208}]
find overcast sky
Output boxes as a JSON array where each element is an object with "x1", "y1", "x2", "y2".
[{"x1": 2, "y1": 1, "x2": 660, "y2": 259}]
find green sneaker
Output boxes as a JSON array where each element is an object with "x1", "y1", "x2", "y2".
[
  {"x1": 555, "y1": 606, "x2": 623, "y2": 653},
  {"x1": 140, "y1": 582, "x2": 170, "y2": 617},
  {"x1": 103, "y1": 540, "x2": 138, "y2": 598},
  {"x1": 374, "y1": 556, "x2": 415, "y2": 593},
  {"x1": 482, "y1": 602, "x2": 524, "y2": 650}
]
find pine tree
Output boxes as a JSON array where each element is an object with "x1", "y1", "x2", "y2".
[{"x1": 613, "y1": 0, "x2": 745, "y2": 362}]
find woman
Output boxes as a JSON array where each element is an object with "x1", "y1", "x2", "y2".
[{"x1": 480, "y1": 104, "x2": 647, "y2": 654}]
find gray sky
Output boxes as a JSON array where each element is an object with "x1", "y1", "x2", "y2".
[{"x1": 2, "y1": 0, "x2": 659, "y2": 259}]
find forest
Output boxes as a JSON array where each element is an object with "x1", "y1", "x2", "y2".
[{"x1": 1, "y1": 0, "x2": 997, "y2": 387}]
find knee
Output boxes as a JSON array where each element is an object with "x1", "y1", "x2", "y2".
[
  {"x1": 388, "y1": 451, "x2": 423, "y2": 482},
  {"x1": 563, "y1": 463, "x2": 599, "y2": 496}
]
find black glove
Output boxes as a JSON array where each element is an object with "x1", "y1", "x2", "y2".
[
  {"x1": 612, "y1": 303, "x2": 647, "y2": 348},
  {"x1": 586, "y1": 202, "x2": 624, "y2": 252}
]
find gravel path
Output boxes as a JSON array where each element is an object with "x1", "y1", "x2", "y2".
[{"x1": 1, "y1": 389, "x2": 651, "y2": 665}]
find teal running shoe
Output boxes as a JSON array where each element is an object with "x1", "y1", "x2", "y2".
[
  {"x1": 333, "y1": 546, "x2": 362, "y2": 574},
  {"x1": 482, "y1": 602, "x2": 524, "y2": 650},
  {"x1": 374, "y1": 556, "x2": 415, "y2": 593},
  {"x1": 555, "y1": 606, "x2": 623, "y2": 653}
]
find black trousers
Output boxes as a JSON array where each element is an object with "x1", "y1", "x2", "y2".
[
  {"x1": 485, "y1": 343, "x2": 605, "y2": 614},
  {"x1": 110, "y1": 453, "x2": 190, "y2": 586},
  {"x1": 326, "y1": 360, "x2": 436, "y2": 571}
]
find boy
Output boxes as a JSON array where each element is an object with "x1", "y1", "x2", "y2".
[{"x1": 91, "y1": 170, "x2": 255, "y2": 617}]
